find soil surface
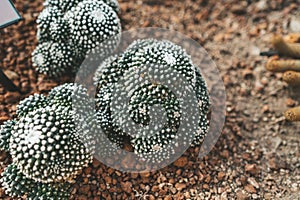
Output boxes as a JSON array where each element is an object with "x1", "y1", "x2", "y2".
[{"x1": 0, "y1": 0, "x2": 299, "y2": 199}]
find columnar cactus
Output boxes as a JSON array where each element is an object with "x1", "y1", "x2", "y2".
[
  {"x1": 94, "y1": 39, "x2": 210, "y2": 163},
  {"x1": 0, "y1": 83, "x2": 94, "y2": 199},
  {"x1": 32, "y1": 0, "x2": 121, "y2": 76},
  {"x1": 265, "y1": 34, "x2": 300, "y2": 121}
]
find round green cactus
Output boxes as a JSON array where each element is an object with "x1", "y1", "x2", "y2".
[
  {"x1": 10, "y1": 105, "x2": 92, "y2": 183},
  {"x1": 0, "y1": 83, "x2": 95, "y2": 198},
  {"x1": 67, "y1": 0, "x2": 121, "y2": 50},
  {"x1": 94, "y1": 39, "x2": 210, "y2": 162},
  {"x1": 36, "y1": 6, "x2": 65, "y2": 42},
  {"x1": 16, "y1": 94, "x2": 48, "y2": 118},
  {"x1": 33, "y1": 0, "x2": 121, "y2": 77},
  {"x1": 32, "y1": 41, "x2": 79, "y2": 76}
]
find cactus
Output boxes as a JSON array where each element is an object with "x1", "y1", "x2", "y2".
[
  {"x1": 1, "y1": 164, "x2": 71, "y2": 199},
  {"x1": 285, "y1": 106, "x2": 300, "y2": 122},
  {"x1": 265, "y1": 33, "x2": 300, "y2": 121},
  {"x1": 266, "y1": 58, "x2": 300, "y2": 72},
  {"x1": 94, "y1": 39, "x2": 210, "y2": 163},
  {"x1": 33, "y1": 0, "x2": 121, "y2": 76},
  {"x1": 271, "y1": 35, "x2": 300, "y2": 59},
  {"x1": 0, "y1": 83, "x2": 95, "y2": 198},
  {"x1": 282, "y1": 71, "x2": 300, "y2": 86}
]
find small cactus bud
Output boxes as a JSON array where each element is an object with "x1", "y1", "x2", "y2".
[
  {"x1": 284, "y1": 33, "x2": 300, "y2": 43},
  {"x1": 266, "y1": 58, "x2": 300, "y2": 72},
  {"x1": 285, "y1": 106, "x2": 300, "y2": 121},
  {"x1": 271, "y1": 35, "x2": 300, "y2": 59},
  {"x1": 282, "y1": 71, "x2": 300, "y2": 86}
]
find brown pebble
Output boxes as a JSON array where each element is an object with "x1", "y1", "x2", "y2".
[
  {"x1": 77, "y1": 195, "x2": 88, "y2": 200},
  {"x1": 78, "y1": 185, "x2": 90, "y2": 194},
  {"x1": 120, "y1": 181, "x2": 132, "y2": 194},
  {"x1": 130, "y1": 173, "x2": 138, "y2": 179},
  {"x1": 217, "y1": 171, "x2": 226, "y2": 180},
  {"x1": 3, "y1": 70, "x2": 19, "y2": 80},
  {"x1": 242, "y1": 68, "x2": 253, "y2": 78},
  {"x1": 231, "y1": 4, "x2": 247, "y2": 15},
  {"x1": 140, "y1": 172, "x2": 150, "y2": 178},
  {"x1": 0, "y1": 116, "x2": 9, "y2": 123},
  {"x1": 285, "y1": 98, "x2": 296, "y2": 107},
  {"x1": 104, "y1": 176, "x2": 112, "y2": 184},
  {"x1": 244, "y1": 184, "x2": 256, "y2": 193},
  {"x1": 248, "y1": 177, "x2": 259, "y2": 189},
  {"x1": 203, "y1": 184, "x2": 209, "y2": 190},
  {"x1": 152, "y1": 185, "x2": 159, "y2": 192},
  {"x1": 236, "y1": 189, "x2": 248, "y2": 200},
  {"x1": 164, "y1": 195, "x2": 172, "y2": 200},
  {"x1": 245, "y1": 164, "x2": 260, "y2": 175},
  {"x1": 220, "y1": 150, "x2": 229, "y2": 159},
  {"x1": 262, "y1": 105, "x2": 269, "y2": 113},
  {"x1": 173, "y1": 157, "x2": 188, "y2": 167},
  {"x1": 4, "y1": 92, "x2": 21, "y2": 104},
  {"x1": 174, "y1": 183, "x2": 186, "y2": 191}
]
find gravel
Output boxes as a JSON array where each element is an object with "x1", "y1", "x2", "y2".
[{"x1": 0, "y1": 0, "x2": 299, "y2": 199}]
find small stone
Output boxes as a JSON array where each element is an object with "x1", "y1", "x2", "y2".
[
  {"x1": 4, "y1": 91, "x2": 21, "y2": 104},
  {"x1": 78, "y1": 185, "x2": 90, "y2": 194},
  {"x1": 120, "y1": 153, "x2": 136, "y2": 169},
  {"x1": 140, "y1": 172, "x2": 150, "y2": 178},
  {"x1": 242, "y1": 68, "x2": 253, "y2": 78},
  {"x1": 104, "y1": 176, "x2": 112, "y2": 184},
  {"x1": 77, "y1": 195, "x2": 88, "y2": 200},
  {"x1": 285, "y1": 98, "x2": 296, "y2": 107},
  {"x1": 262, "y1": 105, "x2": 269, "y2": 113},
  {"x1": 4, "y1": 70, "x2": 19, "y2": 80},
  {"x1": 244, "y1": 184, "x2": 256, "y2": 193},
  {"x1": 248, "y1": 177, "x2": 259, "y2": 189},
  {"x1": 164, "y1": 195, "x2": 172, "y2": 200},
  {"x1": 221, "y1": 150, "x2": 229, "y2": 159},
  {"x1": 175, "y1": 183, "x2": 186, "y2": 191},
  {"x1": 256, "y1": 0, "x2": 268, "y2": 11},
  {"x1": 152, "y1": 185, "x2": 159, "y2": 192},
  {"x1": 245, "y1": 164, "x2": 260, "y2": 175},
  {"x1": 92, "y1": 159, "x2": 101, "y2": 168},
  {"x1": 173, "y1": 157, "x2": 188, "y2": 167},
  {"x1": 231, "y1": 4, "x2": 247, "y2": 15},
  {"x1": 203, "y1": 184, "x2": 209, "y2": 189},
  {"x1": 121, "y1": 181, "x2": 132, "y2": 193},
  {"x1": 217, "y1": 171, "x2": 226, "y2": 180},
  {"x1": 236, "y1": 189, "x2": 248, "y2": 200},
  {"x1": 290, "y1": 17, "x2": 300, "y2": 32},
  {"x1": 148, "y1": 195, "x2": 155, "y2": 200},
  {"x1": 131, "y1": 173, "x2": 138, "y2": 179},
  {"x1": 0, "y1": 116, "x2": 9, "y2": 122},
  {"x1": 170, "y1": 186, "x2": 177, "y2": 194},
  {"x1": 249, "y1": 45, "x2": 260, "y2": 56}
]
